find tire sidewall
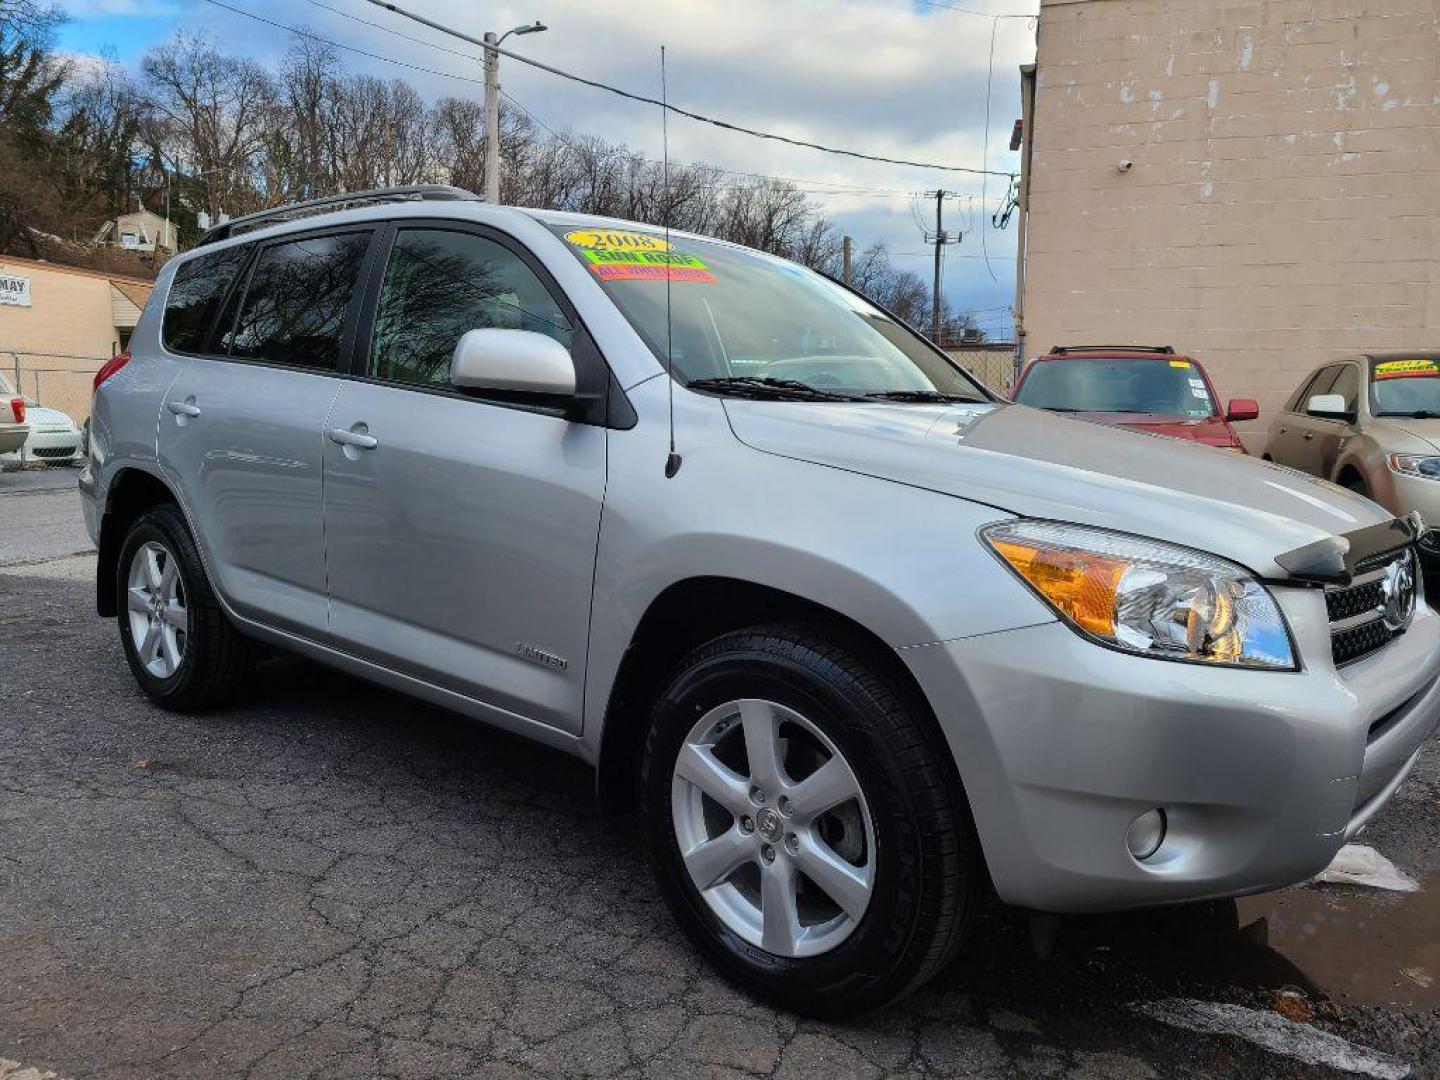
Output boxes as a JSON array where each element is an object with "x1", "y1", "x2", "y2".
[
  {"x1": 643, "y1": 642, "x2": 931, "y2": 1005},
  {"x1": 116, "y1": 509, "x2": 202, "y2": 703}
]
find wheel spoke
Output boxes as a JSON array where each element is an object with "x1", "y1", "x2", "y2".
[
  {"x1": 158, "y1": 554, "x2": 179, "y2": 602},
  {"x1": 794, "y1": 833, "x2": 872, "y2": 921},
  {"x1": 160, "y1": 625, "x2": 182, "y2": 673},
  {"x1": 739, "y1": 700, "x2": 787, "y2": 793},
  {"x1": 161, "y1": 601, "x2": 188, "y2": 630},
  {"x1": 126, "y1": 587, "x2": 150, "y2": 614},
  {"x1": 675, "y1": 742, "x2": 751, "y2": 816},
  {"x1": 760, "y1": 856, "x2": 801, "y2": 954},
  {"x1": 787, "y1": 756, "x2": 861, "y2": 821},
  {"x1": 139, "y1": 622, "x2": 162, "y2": 665},
  {"x1": 143, "y1": 547, "x2": 163, "y2": 591},
  {"x1": 682, "y1": 825, "x2": 754, "y2": 891}
]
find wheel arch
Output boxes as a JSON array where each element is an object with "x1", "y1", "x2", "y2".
[
  {"x1": 594, "y1": 575, "x2": 958, "y2": 819},
  {"x1": 96, "y1": 466, "x2": 181, "y2": 617}
]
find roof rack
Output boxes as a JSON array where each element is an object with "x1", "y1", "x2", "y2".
[
  {"x1": 1049, "y1": 344, "x2": 1176, "y2": 355},
  {"x1": 194, "y1": 185, "x2": 480, "y2": 248}
]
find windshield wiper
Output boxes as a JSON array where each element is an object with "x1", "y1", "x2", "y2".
[
  {"x1": 864, "y1": 389, "x2": 984, "y2": 404},
  {"x1": 685, "y1": 376, "x2": 866, "y2": 401},
  {"x1": 1377, "y1": 410, "x2": 1440, "y2": 419}
]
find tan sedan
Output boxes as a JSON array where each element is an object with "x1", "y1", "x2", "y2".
[{"x1": 1265, "y1": 351, "x2": 1440, "y2": 572}]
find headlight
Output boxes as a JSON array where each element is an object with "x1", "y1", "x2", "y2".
[
  {"x1": 982, "y1": 520, "x2": 1296, "y2": 669},
  {"x1": 1388, "y1": 454, "x2": 1440, "y2": 480}
]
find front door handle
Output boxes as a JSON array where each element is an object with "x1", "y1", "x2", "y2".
[
  {"x1": 1278, "y1": 426, "x2": 1288, "y2": 435},
  {"x1": 1303, "y1": 431, "x2": 1315, "y2": 441},
  {"x1": 166, "y1": 399, "x2": 201, "y2": 418},
  {"x1": 328, "y1": 426, "x2": 378, "y2": 450}
]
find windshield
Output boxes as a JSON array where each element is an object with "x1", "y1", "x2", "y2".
[
  {"x1": 548, "y1": 224, "x2": 987, "y2": 400},
  {"x1": 1015, "y1": 358, "x2": 1216, "y2": 418},
  {"x1": 1371, "y1": 357, "x2": 1440, "y2": 415}
]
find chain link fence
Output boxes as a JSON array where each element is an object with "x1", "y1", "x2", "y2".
[
  {"x1": 943, "y1": 343, "x2": 1019, "y2": 396},
  {"x1": 5, "y1": 350, "x2": 111, "y2": 426}
]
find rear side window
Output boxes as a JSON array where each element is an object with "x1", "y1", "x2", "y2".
[
  {"x1": 369, "y1": 229, "x2": 573, "y2": 389},
  {"x1": 163, "y1": 246, "x2": 249, "y2": 354},
  {"x1": 223, "y1": 232, "x2": 371, "y2": 370}
]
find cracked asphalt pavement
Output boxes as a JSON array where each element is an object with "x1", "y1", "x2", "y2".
[{"x1": 2, "y1": 466, "x2": 1439, "y2": 1079}]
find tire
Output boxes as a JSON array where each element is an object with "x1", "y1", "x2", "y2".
[
  {"x1": 115, "y1": 502, "x2": 251, "y2": 710},
  {"x1": 1342, "y1": 475, "x2": 1369, "y2": 498},
  {"x1": 641, "y1": 623, "x2": 982, "y2": 1017}
]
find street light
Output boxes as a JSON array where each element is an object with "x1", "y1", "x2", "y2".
[{"x1": 484, "y1": 21, "x2": 548, "y2": 204}]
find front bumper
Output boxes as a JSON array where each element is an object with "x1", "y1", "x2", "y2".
[
  {"x1": 22, "y1": 427, "x2": 82, "y2": 463},
  {"x1": 902, "y1": 587, "x2": 1440, "y2": 913}
]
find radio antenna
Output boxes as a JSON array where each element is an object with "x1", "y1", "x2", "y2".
[{"x1": 661, "y1": 45, "x2": 682, "y2": 479}]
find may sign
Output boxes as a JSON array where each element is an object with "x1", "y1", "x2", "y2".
[{"x1": 0, "y1": 273, "x2": 31, "y2": 307}]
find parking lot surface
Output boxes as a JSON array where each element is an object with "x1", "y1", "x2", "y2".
[{"x1": 2, "y1": 467, "x2": 1438, "y2": 1079}]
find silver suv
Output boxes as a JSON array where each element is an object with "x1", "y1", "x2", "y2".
[{"x1": 81, "y1": 186, "x2": 1440, "y2": 1016}]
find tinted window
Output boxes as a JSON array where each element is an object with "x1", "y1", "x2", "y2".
[
  {"x1": 370, "y1": 229, "x2": 572, "y2": 388},
  {"x1": 1015, "y1": 359, "x2": 1216, "y2": 418},
  {"x1": 163, "y1": 246, "x2": 249, "y2": 353},
  {"x1": 1307, "y1": 366, "x2": 1343, "y2": 399},
  {"x1": 224, "y1": 232, "x2": 370, "y2": 369},
  {"x1": 1285, "y1": 370, "x2": 1324, "y2": 412},
  {"x1": 1330, "y1": 364, "x2": 1360, "y2": 412},
  {"x1": 1371, "y1": 357, "x2": 1440, "y2": 417}
]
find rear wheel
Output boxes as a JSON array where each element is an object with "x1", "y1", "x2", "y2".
[
  {"x1": 116, "y1": 503, "x2": 250, "y2": 710},
  {"x1": 641, "y1": 624, "x2": 981, "y2": 1017},
  {"x1": 1341, "y1": 474, "x2": 1370, "y2": 498}
]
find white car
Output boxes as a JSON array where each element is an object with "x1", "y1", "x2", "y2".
[{"x1": 8, "y1": 403, "x2": 83, "y2": 465}]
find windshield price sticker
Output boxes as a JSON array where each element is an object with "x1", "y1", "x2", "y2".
[
  {"x1": 1375, "y1": 359, "x2": 1440, "y2": 380},
  {"x1": 565, "y1": 229, "x2": 671, "y2": 252},
  {"x1": 579, "y1": 246, "x2": 717, "y2": 283},
  {"x1": 1168, "y1": 360, "x2": 1190, "y2": 369}
]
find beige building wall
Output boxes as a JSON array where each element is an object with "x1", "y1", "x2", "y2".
[
  {"x1": 0, "y1": 257, "x2": 152, "y2": 423},
  {"x1": 1019, "y1": 0, "x2": 1439, "y2": 449}
]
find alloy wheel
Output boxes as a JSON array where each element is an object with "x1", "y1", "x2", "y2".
[
  {"x1": 670, "y1": 698, "x2": 875, "y2": 958},
  {"x1": 126, "y1": 540, "x2": 189, "y2": 679}
]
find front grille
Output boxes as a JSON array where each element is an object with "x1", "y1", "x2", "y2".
[
  {"x1": 31, "y1": 446, "x2": 76, "y2": 459},
  {"x1": 1326, "y1": 549, "x2": 1414, "y2": 666}
]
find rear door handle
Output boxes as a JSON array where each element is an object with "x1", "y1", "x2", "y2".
[
  {"x1": 1303, "y1": 431, "x2": 1315, "y2": 441},
  {"x1": 166, "y1": 399, "x2": 201, "y2": 418},
  {"x1": 1278, "y1": 426, "x2": 1288, "y2": 435},
  {"x1": 328, "y1": 426, "x2": 378, "y2": 450}
]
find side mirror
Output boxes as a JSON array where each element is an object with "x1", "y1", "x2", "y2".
[
  {"x1": 1306, "y1": 393, "x2": 1351, "y2": 420},
  {"x1": 1226, "y1": 398, "x2": 1260, "y2": 422},
  {"x1": 450, "y1": 329, "x2": 576, "y2": 398}
]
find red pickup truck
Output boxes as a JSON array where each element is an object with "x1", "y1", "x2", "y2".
[{"x1": 1012, "y1": 345, "x2": 1257, "y2": 453}]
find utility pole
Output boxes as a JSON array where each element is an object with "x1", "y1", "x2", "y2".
[
  {"x1": 842, "y1": 235, "x2": 853, "y2": 286},
  {"x1": 483, "y1": 32, "x2": 500, "y2": 203},
  {"x1": 931, "y1": 190, "x2": 946, "y2": 344}
]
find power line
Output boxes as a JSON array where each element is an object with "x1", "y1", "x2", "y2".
[
  {"x1": 912, "y1": 0, "x2": 1037, "y2": 17},
  {"x1": 353, "y1": 0, "x2": 1016, "y2": 178},
  {"x1": 979, "y1": 15, "x2": 999, "y2": 283}
]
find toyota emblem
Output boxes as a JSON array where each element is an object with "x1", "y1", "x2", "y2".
[{"x1": 1380, "y1": 551, "x2": 1417, "y2": 633}]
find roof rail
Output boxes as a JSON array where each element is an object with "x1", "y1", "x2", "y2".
[
  {"x1": 1049, "y1": 344, "x2": 1176, "y2": 355},
  {"x1": 194, "y1": 185, "x2": 480, "y2": 248}
]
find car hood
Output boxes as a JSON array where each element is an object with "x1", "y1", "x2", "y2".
[
  {"x1": 24, "y1": 406, "x2": 76, "y2": 428},
  {"x1": 1370, "y1": 415, "x2": 1440, "y2": 453},
  {"x1": 724, "y1": 399, "x2": 1390, "y2": 578}
]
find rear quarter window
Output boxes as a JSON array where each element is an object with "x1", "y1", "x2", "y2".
[{"x1": 162, "y1": 246, "x2": 250, "y2": 354}]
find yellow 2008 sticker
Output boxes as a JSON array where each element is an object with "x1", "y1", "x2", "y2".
[
  {"x1": 1375, "y1": 358, "x2": 1440, "y2": 380},
  {"x1": 1168, "y1": 360, "x2": 1190, "y2": 368},
  {"x1": 564, "y1": 229, "x2": 671, "y2": 252}
]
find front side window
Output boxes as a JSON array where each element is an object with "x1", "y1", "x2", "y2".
[
  {"x1": 370, "y1": 229, "x2": 573, "y2": 389},
  {"x1": 223, "y1": 232, "x2": 371, "y2": 370},
  {"x1": 547, "y1": 224, "x2": 985, "y2": 400},
  {"x1": 1329, "y1": 364, "x2": 1360, "y2": 413},
  {"x1": 163, "y1": 245, "x2": 249, "y2": 353},
  {"x1": 1015, "y1": 359, "x2": 1216, "y2": 418},
  {"x1": 1371, "y1": 357, "x2": 1440, "y2": 417}
]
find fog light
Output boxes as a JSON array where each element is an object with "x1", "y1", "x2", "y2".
[{"x1": 1126, "y1": 808, "x2": 1167, "y2": 861}]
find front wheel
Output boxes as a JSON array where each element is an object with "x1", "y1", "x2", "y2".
[{"x1": 641, "y1": 625, "x2": 982, "y2": 1017}]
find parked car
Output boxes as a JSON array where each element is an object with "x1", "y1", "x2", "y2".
[
  {"x1": 1013, "y1": 345, "x2": 1257, "y2": 452},
  {"x1": 1265, "y1": 352, "x2": 1440, "y2": 579},
  {"x1": 0, "y1": 373, "x2": 30, "y2": 456},
  {"x1": 83, "y1": 187, "x2": 1439, "y2": 1017},
  {"x1": 14, "y1": 403, "x2": 84, "y2": 465}
]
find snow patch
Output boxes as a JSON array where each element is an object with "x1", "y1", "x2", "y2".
[
  {"x1": 1132, "y1": 1000, "x2": 1410, "y2": 1080},
  {"x1": 1312, "y1": 844, "x2": 1420, "y2": 892}
]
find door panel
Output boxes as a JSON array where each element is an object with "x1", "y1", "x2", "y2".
[
  {"x1": 1288, "y1": 366, "x2": 1340, "y2": 475},
  {"x1": 157, "y1": 356, "x2": 341, "y2": 635},
  {"x1": 1316, "y1": 364, "x2": 1361, "y2": 479},
  {"x1": 321, "y1": 381, "x2": 606, "y2": 733}
]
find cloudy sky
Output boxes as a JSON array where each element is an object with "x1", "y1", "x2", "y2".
[{"x1": 58, "y1": 0, "x2": 1037, "y2": 333}]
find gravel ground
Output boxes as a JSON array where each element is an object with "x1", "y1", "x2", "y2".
[{"x1": 1, "y1": 487, "x2": 1438, "y2": 1079}]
